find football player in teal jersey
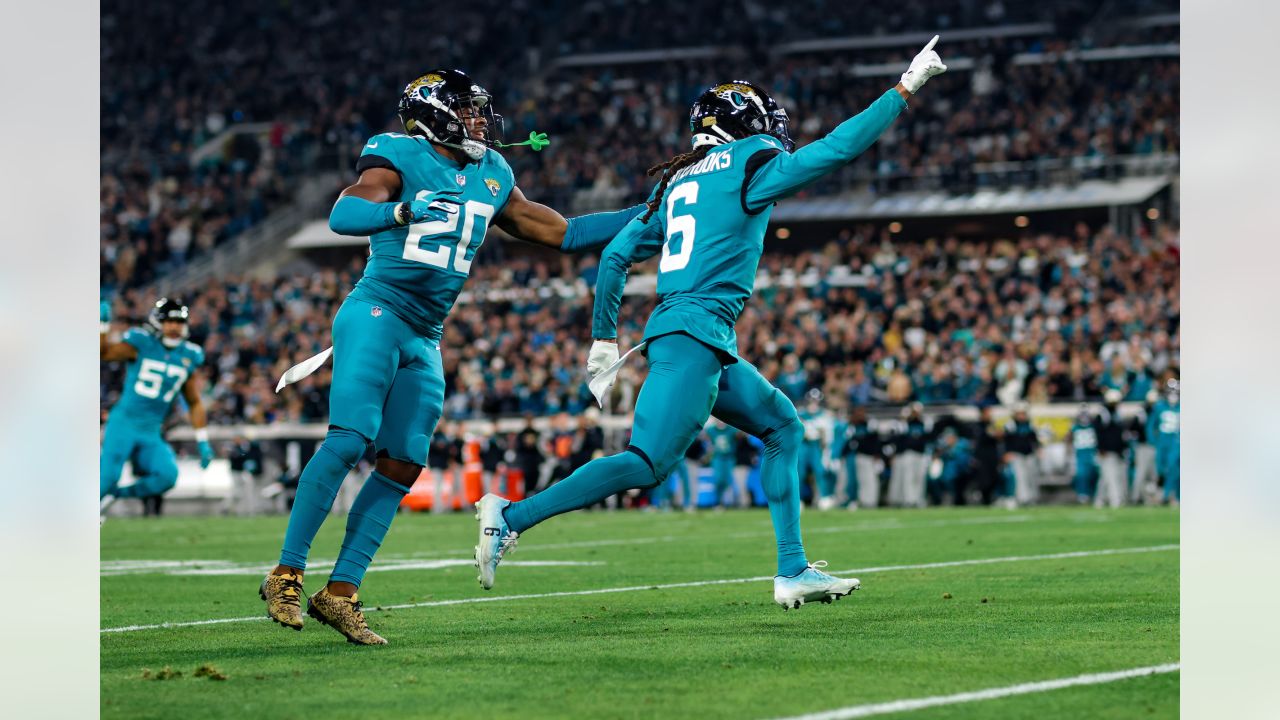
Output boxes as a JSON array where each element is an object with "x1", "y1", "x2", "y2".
[
  {"x1": 262, "y1": 69, "x2": 649, "y2": 644},
  {"x1": 1067, "y1": 404, "x2": 1100, "y2": 504},
  {"x1": 705, "y1": 419, "x2": 738, "y2": 507},
  {"x1": 477, "y1": 40, "x2": 947, "y2": 610},
  {"x1": 797, "y1": 389, "x2": 837, "y2": 510},
  {"x1": 100, "y1": 299, "x2": 214, "y2": 521},
  {"x1": 1148, "y1": 379, "x2": 1180, "y2": 505}
]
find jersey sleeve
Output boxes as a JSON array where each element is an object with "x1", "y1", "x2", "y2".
[
  {"x1": 743, "y1": 88, "x2": 907, "y2": 212},
  {"x1": 591, "y1": 214, "x2": 666, "y2": 340},
  {"x1": 355, "y1": 133, "x2": 403, "y2": 176},
  {"x1": 187, "y1": 343, "x2": 206, "y2": 367},
  {"x1": 122, "y1": 327, "x2": 151, "y2": 351}
]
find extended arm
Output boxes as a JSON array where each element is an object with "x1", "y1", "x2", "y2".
[
  {"x1": 744, "y1": 36, "x2": 947, "y2": 212},
  {"x1": 743, "y1": 89, "x2": 907, "y2": 212},
  {"x1": 496, "y1": 186, "x2": 645, "y2": 253},
  {"x1": 182, "y1": 375, "x2": 215, "y2": 468},
  {"x1": 100, "y1": 302, "x2": 138, "y2": 362},
  {"x1": 590, "y1": 215, "x2": 666, "y2": 342},
  {"x1": 328, "y1": 167, "x2": 460, "y2": 235}
]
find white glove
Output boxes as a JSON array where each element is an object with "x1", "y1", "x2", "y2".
[
  {"x1": 587, "y1": 340, "x2": 619, "y2": 379},
  {"x1": 899, "y1": 35, "x2": 948, "y2": 94}
]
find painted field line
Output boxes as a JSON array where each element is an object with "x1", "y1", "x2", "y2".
[
  {"x1": 766, "y1": 663, "x2": 1180, "y2": 720},
  {"x1": 101, "y1": 543, "x2": 1177, "y2": 634},
  {"x1": 100, "y1": 515, "x2": 1039, "y2": 572},
  {"x1": 379, "y1": 514, "x2": 1039, "y2": 560},
  {"x1": 101, "y1": 559, "x2": 603, "y2": 578}
]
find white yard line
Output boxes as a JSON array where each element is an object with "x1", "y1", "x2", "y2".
[
  {"x1": 766, "y1": 663, "x2": 1180, "y2": 720},
  {"x1": 100, "y1": 559, "x2": 603, "y2": 577},
  {"x1": 101, "y1": 514, "x2": 1038, "y2": 574},
  {"x1": 100, "y1": 543, "x2": 1177, "y2": 634}
]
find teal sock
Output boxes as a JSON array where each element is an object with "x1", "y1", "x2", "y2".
[
  {"x1": 279, "y1": 427, "x2": 367, "y2": 570},
  {"x1": 505, "y1": 451, "x2": 655, "y2": 533},
  {"x1": 761, "y1": 420, "x2": 808, "y2": 576},
  {"x1": 330, "y1": 472, "x2": 409, "y2": 587}
]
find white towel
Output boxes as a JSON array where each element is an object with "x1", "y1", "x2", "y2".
[
  {"x1": 275, "y1": 347, "x2": 334, "y2": 393},
  {"x1": 588, "y1": 342, "x2": 646, "y2": 408}
]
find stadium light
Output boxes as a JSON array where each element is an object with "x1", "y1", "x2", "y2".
[
  {"x1": 1014, "y1": 215, "x2": 1030, "y2": 228},
  {"x1": 1146, "y1": 208, "x2": 1160, "y2": 220},
  {"x1": 776, "y1": 227, "x2": 792, "y2": 240},
  {"x1": 888, "y1": 221, "x2": 902, "y2": 233}
]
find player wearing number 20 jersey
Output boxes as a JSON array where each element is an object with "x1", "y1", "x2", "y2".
[
  {"x1": 263, "y1": 68, "x2": 646, "y2": 644},
  {"x1": 479, "y1": 36, "x2": 949, "y2": 611},
  {"x1": 348, "y1": 131, "x2": 515, "y2": 342}
]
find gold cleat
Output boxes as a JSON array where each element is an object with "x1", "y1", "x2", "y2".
[
  {"x1": 259, "y1": 571, "x2": 305, "y2": 631},
  {"x1": 306, "y1": 587, "x2": 387, "y2": 645}
]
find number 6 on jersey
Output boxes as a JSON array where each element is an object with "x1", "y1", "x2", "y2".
[{"x1": 660, "y1": 181, "x2": 698, "y2": 273}]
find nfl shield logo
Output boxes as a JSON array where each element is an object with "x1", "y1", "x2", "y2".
[
  {"x1": 455, "y1": 173, "x2": 467, "y2": 186},
  {"x1": 371, "y1": 306, "x2": 382, "y2": 318}
]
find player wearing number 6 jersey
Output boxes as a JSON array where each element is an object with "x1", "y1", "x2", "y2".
[
  {"x1": 261, "y1": 69, "x2": 647, "y2": 644},
  {"x1": 476, "y1": 39, "x2": 947, "y2": 610},
  {"x1": 100, "y1": 298, "x2": 213, "y2": 521}
]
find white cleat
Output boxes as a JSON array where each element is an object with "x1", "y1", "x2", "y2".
[
  {"x1": 474, "y1": 493, "x2": 519, "y2": 590},
  {"x1": 774, "y1": 561, "x2": 860, "y2": 610}
]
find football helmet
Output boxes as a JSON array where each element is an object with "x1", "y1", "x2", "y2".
[
  {"x1": 148, "y1": 298, "x2": 189, "y2": 348},
  {"x1": 398, "y1": 69, "x2": 503, "y2": 161},
  {"x1": 689, "y1": 81, "x2": 794, "y2": 151}
]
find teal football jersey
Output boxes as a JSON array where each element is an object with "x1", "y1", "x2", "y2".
[
  {"x1": 1071, "y1": 423, "x2": 1098, "y2": 451},
  {"x1": 706, "y1": 423, "x2": 737, "y2": 457},
  {"x1": 112, "y1": 327, "x2": 205, "y2": 430},
  {"x1": 347, "y1": 132, "x2": 516, "y2": 341},
  {"x1": 643, "y1": 135, "x2": 785, "y2": 359}
]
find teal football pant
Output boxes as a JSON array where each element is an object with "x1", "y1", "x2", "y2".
[
  {"x1": 799, "y1": 443, "x2": 828, "y2": 499},
  {"x1": 100, "y1": 419, "x2": 179, "y2": 499},
  {"x1": 710, "y1": 456, "x2": 735, "y2": 505},
  {"x1": 504, "y1": 332, "x2": 809, "y2": 576},
  {"x1": 278, "y1": 297, "x2": 445, "y2": 576},
  {"x1": 1158, "y1": 444, "x2": 1180, "y2": 501},
  {"x1": 328, "y1": 297, "x2": 446, "y2": 465}
]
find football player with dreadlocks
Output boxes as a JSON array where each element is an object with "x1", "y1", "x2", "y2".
[
  {"x1": 476, "y1": 39, "x2": 947, "y2": 610},
  {"x1": 262, "y1": 69, "x2": 647, "y2": 644},
  {"x1": 100, "y1": 299, "x2": 213, "y2": 522}
]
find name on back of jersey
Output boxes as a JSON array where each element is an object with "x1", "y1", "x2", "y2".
[{"x1": 671, "y1": 149, "x2": 733, "y2": 183}]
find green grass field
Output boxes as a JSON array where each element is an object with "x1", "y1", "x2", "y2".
[{"x1": 100, "y1": 506, "x2": 1179, "y2": 719}]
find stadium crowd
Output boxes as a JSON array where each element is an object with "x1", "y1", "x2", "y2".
[
  {"x1": 101, "y1": 219, "x2": 1179, "y2": 429},
  {"x1": 101, "y1": 0, "x2": 1178, "y2": 293}
]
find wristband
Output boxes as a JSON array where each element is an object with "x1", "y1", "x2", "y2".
[{"x1": 195, "y1": 429, "x2": 210, "y2": 444}]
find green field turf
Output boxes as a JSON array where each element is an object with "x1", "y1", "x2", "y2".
[{"x1": 100, "y1": 506, "x2": 1179, "y2": 719}]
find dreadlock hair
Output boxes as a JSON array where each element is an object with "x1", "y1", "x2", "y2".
[{"x1": 640, "y1": 144, "x2": 713, "y2": 223}]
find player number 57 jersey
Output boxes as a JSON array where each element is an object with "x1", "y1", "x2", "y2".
[{"x1": 111, "y1": 327, "x2": 205, "y2": 431}]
